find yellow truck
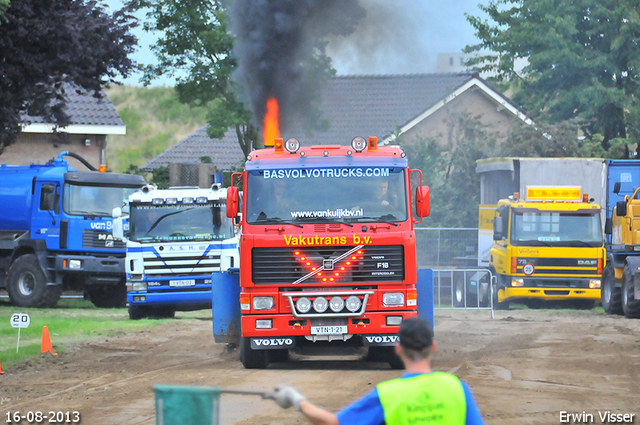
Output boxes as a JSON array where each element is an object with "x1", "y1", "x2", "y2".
[{"x1": 490, "y1": 186, "x2": 605, "y2": 309}]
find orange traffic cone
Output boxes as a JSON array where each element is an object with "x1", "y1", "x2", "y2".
[
  {"x1": 0, "y1": 357, "x2": 5, "y2": 374},
  {"x1": 41, "y1": 326, "x2": 57, "y2": 356}
]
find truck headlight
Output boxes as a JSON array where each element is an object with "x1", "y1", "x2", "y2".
[
  {"x1": 253, "y1": 296, "x2": 274, "y2": 310},
  {"x1": 329, "y1": 296, "x2": 344, "y2": 312},
  {"x1": 69, "y1": 259, "x2": 82, "y2": 269},
  {"x1": 345, "y1": 295, "x2": 361, "y2": 312},
  {"x1": 296, "y1": 297, "x2": 311, "y2": 313},
  {"x1": 386, "y1": 316, "x2": 403, "y2": 326},
  {"x1": 511, "y1": 278, "x2": 524, "y2": 287},
  {"x1": 256, "y1": 319, "x2": 272, "y2": 329},
  {"x1": 383, "y1": 292, "x2": 404, "y2": 307},
  {"x1": 313, "y1": 296, "x2": 328, "y2": 313},
  {"x1": 132, "y1": 281, "x2": 147, "y2": 291},
  {"x1": 589, "y1": 280, "x2": 601, "y2": 289}
]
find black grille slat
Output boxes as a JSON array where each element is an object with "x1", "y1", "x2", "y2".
[
  {"x1": 252, "y1": 245, "x2": 404, "y2": 285},
  {"x1": 82, "y1": 230, "x2": 125, "y2": 249}
]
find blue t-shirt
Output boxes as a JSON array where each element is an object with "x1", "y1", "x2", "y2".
[{"x1": 336, "y1": 373, "x2": 484, "y2": 425}]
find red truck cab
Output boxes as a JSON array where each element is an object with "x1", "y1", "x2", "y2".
[{"x1": 227, "y1": 136, "x2": 430, "y2": 368}]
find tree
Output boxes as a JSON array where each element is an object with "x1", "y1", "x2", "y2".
[
  {"x1": 0, "y1": 0, "x2": 139, "y2": 154},
  {"x1": 465, "y1": 0, "x2": 640, "y2": 151},
  {"x1": 134, "y1": 0, "x2": 365, "y2": 157}
]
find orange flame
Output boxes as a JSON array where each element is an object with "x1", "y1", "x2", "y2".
[{"x1": 263, "y1": 97, "x2": 280, "y2": 147}]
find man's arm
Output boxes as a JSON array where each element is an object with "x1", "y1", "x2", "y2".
[{"x1": 299, "y1": 400, "x2": 340, "y2": 425}]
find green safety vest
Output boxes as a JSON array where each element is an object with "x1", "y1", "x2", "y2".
[{"x1": 377, "y1": 372, "x2": 466, "y2": 425}]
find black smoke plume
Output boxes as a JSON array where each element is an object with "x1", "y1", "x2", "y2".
[{"x1": 228, "y1": 0, "x2": 365, "y2": 134}]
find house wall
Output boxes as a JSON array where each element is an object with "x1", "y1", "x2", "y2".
[
  {"x1": 401, "y1": 87, "x2": 525, "y2": 147},
  {"x1": 1, "y1": 133, "x2": 106, "y2": 170}
]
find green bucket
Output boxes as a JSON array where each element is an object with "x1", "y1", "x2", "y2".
[{"x1": 154, "y1": 385, "x2": 221, "y2": 425}]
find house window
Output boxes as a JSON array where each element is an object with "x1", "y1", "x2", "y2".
[{"x1": 449, "y1": 57, "x2": 454, "y2": 66}]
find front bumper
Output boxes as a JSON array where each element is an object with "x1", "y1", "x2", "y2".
[
  {"x1": 55, "y1": 255, "x2": 123, "y2": 284},
  {"x1": 500, "y1": 287, "x2": 600, "y2": 302},
  {"x1": 128, "y1": 290, "x2": 212, "y2": 307},
  {"x1": 241, "y1": 310, "x2": 416, "y2": 338}
]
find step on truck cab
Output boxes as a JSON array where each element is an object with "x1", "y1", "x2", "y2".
[
  {"x1": 490, "y1": 186, "x2": 605, "y2": 309},
  {"x1": 114, "y1": 184, "x2": 239, "y2": 319},
  {"x1": 225, "y1": 136, "x2": 430, "y2": 368},
  {"x1": 0, "y1": 152, "x2": 145, "y2": 307}
]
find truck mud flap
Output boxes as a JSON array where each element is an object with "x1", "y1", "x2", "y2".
[
  {"x1": 362, "y1": 335, "x2": 400, "y2": 346},
  {"x1": 250, "y1": 337, "x2": 295, "y2": 350}
]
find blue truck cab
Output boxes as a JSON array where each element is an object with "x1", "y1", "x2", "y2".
[
  {"x1": 114, "y1": 184, "x2": 240, "y2": 319},
  {"x1": 0, "y1": 152, "x2": 145, "y2": 307}
]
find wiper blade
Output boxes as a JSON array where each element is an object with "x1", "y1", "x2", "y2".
[
  {"x1": 349, "y1": 215, "x2": 399, "y2": 227},
  {"x1": 256, "y1": 215, "x2": 303, "y2": 228},
  {"x1": 293, "y1": 216, "x2": 354, "y2": 227}
]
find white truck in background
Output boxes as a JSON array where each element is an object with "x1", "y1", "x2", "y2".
[{"x1": 113, "y1": 184, "x2": 239, "y2": 319}]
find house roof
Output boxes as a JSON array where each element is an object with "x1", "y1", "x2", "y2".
[
  {"x1": 21, "y1": 87, "x2": 126, "y2": 135},
  {"x1": 144, "y1": 126, "x2": 245, "y2": 171},
  {"x1": 145, "y1": 72, "x2": 531, "y2": 170}
]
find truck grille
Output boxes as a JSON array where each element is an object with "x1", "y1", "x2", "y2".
[
  {"x1": 516, "y1": 258, "x2": 600, "y2": 276},
  {"x1": 83, "y1": 230, "x2": 125, "y2": 250},
  {"x1": 252, "y1": 245, "x2": 404, "y2": 285},
  {"x1": 143, "y1": 254, "x2": 221, "y2": 276}
]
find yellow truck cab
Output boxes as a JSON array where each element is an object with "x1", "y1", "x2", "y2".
[{"x1": 490, "y1": 186, "x2": 605, "y2": 309}]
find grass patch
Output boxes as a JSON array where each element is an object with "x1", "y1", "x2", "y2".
[{"x1": 0, "y1": 298, "x2": 169, "y2": 371}]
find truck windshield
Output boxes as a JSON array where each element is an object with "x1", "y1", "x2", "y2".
[
  {"x1": 245, "y1": 167, "x2": 408, "y2": 224},
  {"x1": 64, "y1": 184, "x2": 139, "y2": 216},
  {"x1": 129, "y1": 202, "x2": 234, "y2": 242},
  {"x1": 511, "y1": 210, "x2": 603, "y2": 247}
]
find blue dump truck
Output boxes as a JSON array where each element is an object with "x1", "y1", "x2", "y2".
[
  {"x1": 0, "y1": 152, "x2": 145, "y2": 308},
  {"x1": 113, "y1": 184, "x2": 240, "y2": 320}
]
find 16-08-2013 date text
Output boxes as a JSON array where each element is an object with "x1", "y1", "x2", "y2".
[{"x1": 5, "y1": 411, "x2": 80, "y2": 424}]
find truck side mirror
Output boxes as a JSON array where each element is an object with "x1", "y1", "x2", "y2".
[
  {"x1": 616, "y1": 200, "x2": 628, "y2": 217},
  {"x1": 604, "y1": 218, "x2": 612, "y2": 235},
  {"x1": 226, "y1": 186, "x2": 239, "y2": 218},
  {"x1": 493, "y1": 216, "x2": 503, "y2": 241},
  {"x1": 415, "y1": 186, "x2": 430, "y2": 217},
  {"x1": 613, "y1": 182, "x2": 621, "y2": 194},
  {"x1": 112, "y1": 217, "x2": 124, "y2": 241}
]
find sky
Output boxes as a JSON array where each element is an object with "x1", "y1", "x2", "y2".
[{"x1": 102, "y1": 0, "x2": 488, "y2": 87}]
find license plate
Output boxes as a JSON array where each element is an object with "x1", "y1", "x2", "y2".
[
  {"x1": 310, "y1": 325, "x2": 348, "y2": 335},
  {"x1": 169, "y1": 279, "x2": 195, "y2": 287}
]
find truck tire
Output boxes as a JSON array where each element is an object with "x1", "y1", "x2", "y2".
[
  {"x1": 621, "y1": 264, "x2": 640, "y2": 318},
  {"x1": 240, "y1": 337, "x2": 269, "y2": 369},
  {"x1": 129, "y1": 304, "x2": 150, "y2": 320},
  {"x1": 88, "y1": 283, "x2": 127, "y2": 308},
  {"x1": 7, "y1": 254, "x2": 61, "y2": 307},
  {"x1": 601, "y1": 263, "x2": 623, "y2": 315},
  {"x1": 453, "y1": 276, "x2": 467, "y2": 307},
  {"x1": 492, "y1": 275, "x2": 510, "y2": 310}
]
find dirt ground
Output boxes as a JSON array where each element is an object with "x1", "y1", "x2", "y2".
[{"x1": 1, "y1": 308, "x2": 639, "y2": 425}]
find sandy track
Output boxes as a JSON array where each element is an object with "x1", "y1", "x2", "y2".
[{"x1": 1, "y1": 309, "x2": 639, "y2": 424}]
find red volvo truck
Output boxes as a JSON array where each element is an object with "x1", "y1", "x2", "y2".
[{"x1": 226, "y1": 136, "x2": 430, "y2": 368}]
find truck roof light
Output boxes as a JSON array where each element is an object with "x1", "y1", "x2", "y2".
[
  {"x1": 300, "y1": 151, "x2": 305, "y2": 157},
  {"x1": 583, "y1": 194, "x2": 589, "y2": 202},
  {"x1": 324, "y1": 151, "x2": 329, "y2": 157},
  {"x1": 182, "y1": 197, "x2": 194, "y2": 204},
  {"x1": 351, "y1": 137, "x2": 366, "y2": 152},
  {"x1": 285, "y1": 138, "x2": 300, "y2": 153},
  {"x1": 274, "y1": 137, "x2": 284, "y2": 154},
  {"x1": 166, "y1": 198, "x2": 177, "y2": 205},
  {"x1": 196, "y1": 197, "x2": 207, "y2": 203},
  {"x1": 152, "y1": 198, "x2": 164, "y2": 205},
  {"x1": 401, "y1": 152, "x2": 406, "y2": 158},
  {"x1": 368, "y1": 136, "x2": 378, "y2": 152},
  {"x1": 348, "y1": 150, "x2": 353, "y2": 156},
  {"x1": 98, "y1": 164, "x2": 107, "y2": 172}
]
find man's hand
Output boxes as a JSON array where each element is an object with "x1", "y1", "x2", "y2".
[{"x1": 263, "y1": 385, "x2": 307, "y2": 410}]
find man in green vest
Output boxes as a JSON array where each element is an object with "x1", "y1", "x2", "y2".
[{"x1": 264, "y1": 317, "x2": 484, "y2": 425}]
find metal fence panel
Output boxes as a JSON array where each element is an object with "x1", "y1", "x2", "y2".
[
  {"x1": 415, "y1": 228, "x2": 479, "y2": 268},
  {"x1": 431, "y1": 268, "x2": 494, "y2": 317}
]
